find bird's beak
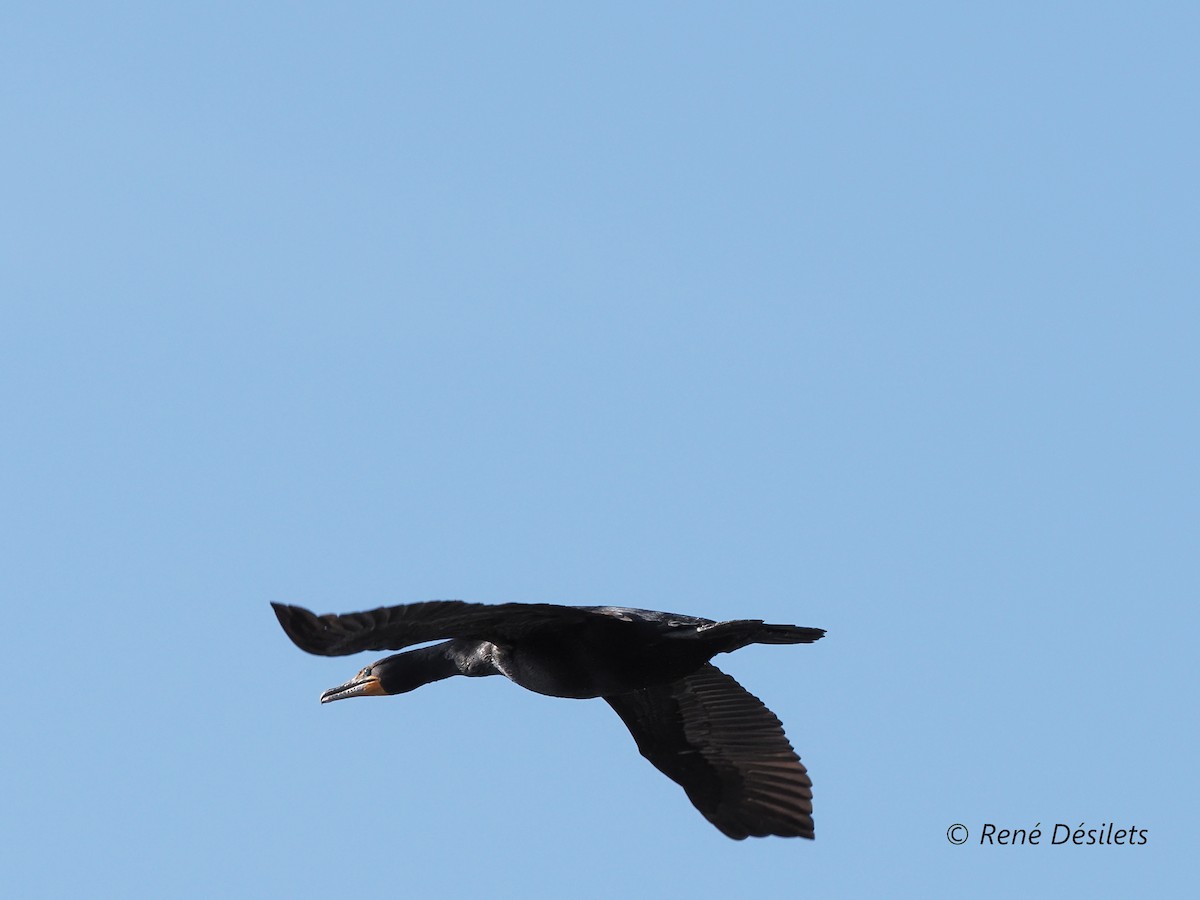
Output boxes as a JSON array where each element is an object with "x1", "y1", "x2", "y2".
[{"x1": 319, "y1": 672, "x2": 388, "y2": 704}]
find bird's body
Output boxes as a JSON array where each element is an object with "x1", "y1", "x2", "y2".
[
  {"x1": 272, "y1": 599, "x2": 824, "y2": 840},
  {"x1": 451, "y1": 609, "x2": 713, "y2": 698}
]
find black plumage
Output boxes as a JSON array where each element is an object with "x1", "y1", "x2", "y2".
[{"x1": 272, "y1": 600, "x2": 824, "y2": 839}]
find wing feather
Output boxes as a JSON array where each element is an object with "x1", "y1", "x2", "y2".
[
  {"x1": 271, "y1": 601, "x2": 596, "y2": 657},
  {"x1": 605, "y1": 663, "x2": 814, "y2": 839}
]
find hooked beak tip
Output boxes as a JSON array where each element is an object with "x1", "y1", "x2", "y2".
[{"x1": 319, "y1": 675, "x2": 385, "y2": 704}]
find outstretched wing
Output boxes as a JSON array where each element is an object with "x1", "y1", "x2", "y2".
[
  {"x1": 605, "y1": 663, "x2": 814, "y2": 839},
  {"x1": 271, "y1": 600, "x2": 596, "y2": 656}
]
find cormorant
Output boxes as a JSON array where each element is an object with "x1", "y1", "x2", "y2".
[{"x1": 271, "y1": 599, "x2": 825, "y2": 840}]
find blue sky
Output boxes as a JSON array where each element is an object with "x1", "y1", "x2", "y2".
[{"x1": 2, "y1": 3, "x2": 1195, "y2": 897}]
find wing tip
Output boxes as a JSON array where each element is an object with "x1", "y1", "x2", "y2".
[
  {"x1": 713, "y1": 814, "x2": 816, "y2": 840},
  {"x1": 270, "y1": 601, "x2": 329, "y2": 655}
]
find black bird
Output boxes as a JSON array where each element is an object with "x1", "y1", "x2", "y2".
[{"x1": 271, "y1": 600, "x2": 825, "y2": 840}]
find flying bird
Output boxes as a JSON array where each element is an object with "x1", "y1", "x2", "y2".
[{"x1": 271, "y1": 599, "x2": 825, "y2": 839}]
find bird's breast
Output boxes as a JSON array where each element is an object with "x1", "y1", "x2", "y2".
[
  {"x1": 491, "y1": 634, "x2": 708, "y2": 699},
  {"x1": 488, "y1": 643, "x2": 606, "y2": 698}
]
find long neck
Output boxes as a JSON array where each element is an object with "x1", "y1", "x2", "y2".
[
  {"x1": 379, "y1": 640, "x2": 505, "y2": 694},
  {"x1": 378, "y1": 642, "x2": 468, "y2": 694}
]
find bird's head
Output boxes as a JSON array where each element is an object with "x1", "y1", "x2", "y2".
[
  {"x1": 319, "y1": 659, "x2": 392, "y2": 703},
  {"x1": 319, "y1": 644, "x2": 458, "y2": 703}
]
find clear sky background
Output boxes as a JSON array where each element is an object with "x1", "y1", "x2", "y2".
[{"x1": 3, "y1": 3, "x2": 1196, "y2": 898}]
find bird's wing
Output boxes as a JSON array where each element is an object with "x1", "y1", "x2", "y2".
[
  {"x1": 604, "y1": 663, "x2": 814, "y2": 839},
  {"x1": 271, "y1": 600, "x2": 597, "y2": 656},
  {"x1": 578, "y1": 606, "x2": 714, "y2": 627}
]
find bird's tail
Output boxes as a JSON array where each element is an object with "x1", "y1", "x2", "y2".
[
  {"x1": 750, "y1": 623, "x2": 827, "y2": 645},
  {"x1": 677, "y1": 619, "x2": 826, "y2": 652}
]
